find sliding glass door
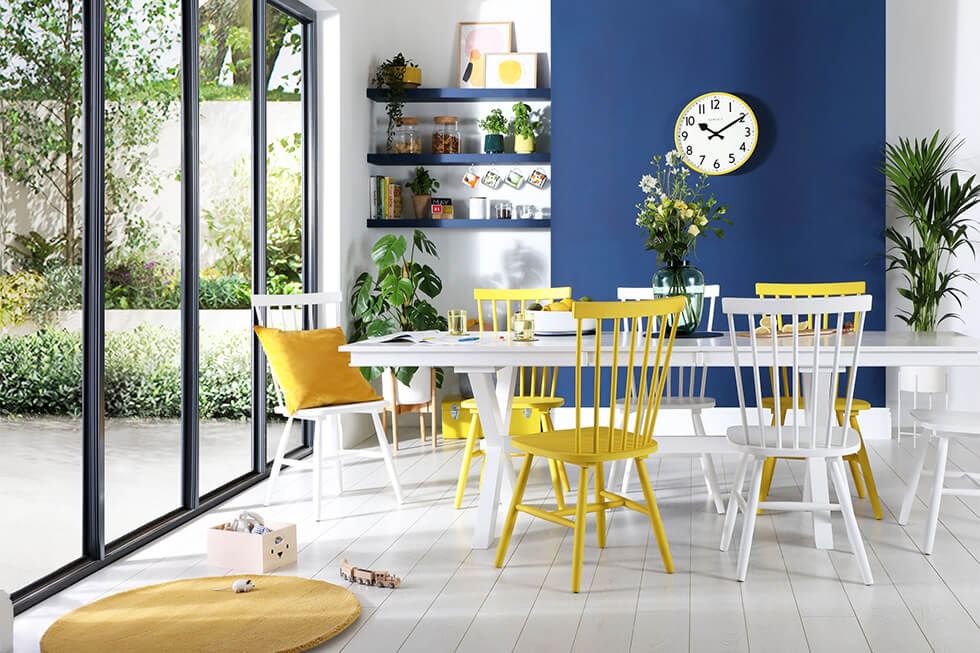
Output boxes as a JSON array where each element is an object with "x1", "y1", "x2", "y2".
[{"x1": 3, "y1": 0, "x2": 318, "y2": 611}]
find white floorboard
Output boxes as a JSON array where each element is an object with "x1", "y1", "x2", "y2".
[{"x1": 13, "y1": 432, "x2": 980, "y2": 652}]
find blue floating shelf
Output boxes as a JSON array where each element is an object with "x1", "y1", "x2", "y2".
[
  {"x1": 368, "y1": 153, "x2": 549, "y2": 166},
  {"x1": 366, "y1": 219, "x2": 550, "y2": 229},
  {"x1": 367, "y1": 87, "x2": 551, "y2": 103}
]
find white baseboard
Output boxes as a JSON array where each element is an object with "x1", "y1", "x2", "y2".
[{"x1": 551, "y1": 406, "x2": 893, "y2": 440}]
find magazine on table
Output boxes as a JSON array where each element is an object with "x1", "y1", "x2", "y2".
[{"x1": 364, "y1": 331, "x2": 482, "y2": 345}]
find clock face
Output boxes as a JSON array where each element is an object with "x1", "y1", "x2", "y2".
[{"x1": 674, "y1": 92, "x2": 758, "y2": 175}]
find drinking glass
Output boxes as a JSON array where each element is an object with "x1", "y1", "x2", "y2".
[
  {"x1": 448, "y1": 309, "x2": 467, "y2": 336},
  {"x1": 512, "y1": 312, "x2": 534, "y2": 340}
]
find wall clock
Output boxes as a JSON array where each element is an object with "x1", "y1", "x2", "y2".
[{"x1": 674, "y1": 92, "x2": 758, "y2": 175}]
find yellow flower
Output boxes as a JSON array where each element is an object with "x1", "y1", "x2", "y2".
[
  {"x1": 687, "y1": 225, "x2": 700, "y2": 236},
  {"x1": 684, "y1": 208, "x2": 694, "y2": 218},
  {"x1": 675, "y1": 201, "x2": 687, "y2": 210},
  {"x1": 697, "y1": 216, "x2": 708, "y2": 226}
]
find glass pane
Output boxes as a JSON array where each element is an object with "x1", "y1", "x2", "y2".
[
  {"x1": 104, "y1": 0, "x2": 183, "y2": 540},
  {"x1": 265, "y1": 4, "x2": 304, "y2": 462},
  {"x1": 0, "y1": 1, "x2": 83, "y2": 589},
  {"x1": 199, "y1": 0, "x2": 256, "y2": 493}
]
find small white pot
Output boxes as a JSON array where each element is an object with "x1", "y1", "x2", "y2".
[
  {"x1": 898, "y1": 366, "x2": 947, "y2": 394},
  {"x1": 382, "y1": 367, "x2": 432, "y2": 405}
]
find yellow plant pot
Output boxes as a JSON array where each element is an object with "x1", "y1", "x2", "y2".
[
  {"x1": 514, "y1": 134, "x2": 535, "y2": 154},
  {"x1": 398, "y1": 66, "x2": 422, "y2": 87}
]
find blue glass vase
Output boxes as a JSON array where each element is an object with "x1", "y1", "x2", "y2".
[{"x1": 651, "y1": 261, "x2": 705, "y2": 335}]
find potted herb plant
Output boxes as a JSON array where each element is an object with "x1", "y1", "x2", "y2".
[
  {"x1": 511, "y1": 102, "x2": 541, "y2": 154},
  {"x1": 884, "y1": 131, "x2": 980, "y2": 332},
  {"x1": 478, "y1": 108, "x2": 508, "y2": 154},
  {"x1": 406, "y1": 166, "x2": 439, "y2": 219},
  {"x1": 351, "y1": 230, "x2": 446, "y2": 402},
  {"x1": 373, "y1": 53, "x2": 422, "y2": 152}
]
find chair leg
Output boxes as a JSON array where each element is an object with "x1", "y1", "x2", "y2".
[
  {"x1": 837, "y1": 411, "x2": 867, "y2": 498},
  {"x1": 595, "y1": 462, "x2": 607, "y2": 548},
  {"x1": 391, "y1": 408, "x2": 399, "y2": 451},
  {"x1": 430, "y1": 405, "x2": 437, "y2": 450},
  {"x1": 371, "y1": 412, "x2": 403, "y2": 504},
  {"x1": 829, "y1": 457, "x2": 874, "y2": 585},
  {"x1": 759, "y1": 457, "x2": 776, "y2": 506},
  {"x1": 454, "y1": 414, "x2": 481, "y2": 509},
  {"x1": 736, "y1": 457, "x2": 765, "y2": 582},
  {"x1": 851, "y1": 414, "x2": 883, "y2": 520},
  {"x1": 621, "y1": 458, "x2": 633, "y2": 494},
  {"x1": 721, "y1": 453, "x2": 751, "y2": 551},
  {"x1": 332, "y1": 415, "x2": 344, "y2": 495},
  {"x1": 925, "y1": 435, "x2": 949, "y2": 555},
  {"x1": 419, "y1": 412, "x2": 426, "y2": 446},
  {"x1": 548, "y1": 459, "x2": 566, "y2": 510},
  {"x1": 265, "y1": 416, "x2": 294, "y2": 505},
  {"x1": 543, "y1": 413, "x2": 572, "y2": 492},
  {"x1": 495, "y1": 454, "x2": 534, "y2": 569},
  {"x1": 635, "y1": 457, "x2": 673, "y2": 573},
  {"x1": 313, "y1": 418, "x2": 323, "y2": 521},
  {"x1": 899, "y1": 435, "x2": 930, "y2": 525},
  {"x1": 571, "y1": 465, "x2": 590, "y2": 592},
  {"x1": 701, "y1": 454, "x2": 726, "y2": 514}
]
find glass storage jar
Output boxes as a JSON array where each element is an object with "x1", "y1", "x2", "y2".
[
  {"x1": 393, "y1": 117, "x2": 421, "y2": 153},
  {"x1": 432, "y1": 115, "x2": 461, "y2": 154}
]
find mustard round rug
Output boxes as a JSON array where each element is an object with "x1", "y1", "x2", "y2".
[{"x1": 41, "y1": 575, "x2": 360, "y2": 653}]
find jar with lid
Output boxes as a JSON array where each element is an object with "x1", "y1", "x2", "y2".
[
  {"x1": 432, "y1": 116, "x2": 461, "y2": 154},
  {"x1": 392, "y1": 117, "x2": 421, "y2": 153}
]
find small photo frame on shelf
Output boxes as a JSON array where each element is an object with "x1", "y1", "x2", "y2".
[
  {"x1": 504, "y1": 169, "x2": 525, "y2": 189},
  {"x1": 481, "y1": 168, "x2": 503, "y2": 189},
  {"x1": 457, "y1": 22, "x2": 512, "y2": 88},
  {"x1": 485, "y1": 53, "x2": 538, "y2": 89},
  {"x1": 430, "y1": 197, "x2": 454, "y2": 219},
  {"x1": 528, "y1": 168, "x2": 549, "y2": 189},
  {"x1": 462, "y1": 170, "x2": 480, "y2": 188}
]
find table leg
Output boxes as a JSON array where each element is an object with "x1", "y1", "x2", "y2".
[
  {"x1": 468, "y1": 367, "x2": 517, "y2": 549},
  {"x1": 802, "y1": 371, "x2": 834, "y2": 550}
]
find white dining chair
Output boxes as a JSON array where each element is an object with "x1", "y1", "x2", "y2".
[
  {"x1": 896, "y1": 367, "x2": 948, "y2": 440},
  {"x1": 898, "y1": 409, "x2": 980, "y2": 554},
  {"x1": 611, "y1": 285, "x2": 727, "y2": 513},
  {"x1": 254, "y1": 292, "x2": 403, "y2": 519},
  {"x1": 719, "y1": 294, "x2": 874, "y2": 584}
]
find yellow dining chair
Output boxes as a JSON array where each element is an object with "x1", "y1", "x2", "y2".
[
  {"x1": 495, "y1": 297, "x2": 684, "y2": 592},
  {"x1": 455, "y1": 287, "x2": 572, "y2": 510},
  {"x1": 755, "y1": 281, "x2": 882, "y2": 520}
]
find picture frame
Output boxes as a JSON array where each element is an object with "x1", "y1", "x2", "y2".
[
  {"x1": 485, "y1": 53, "x2": 538, "y2": 89},
  {"x1": 457, "y1": 22, "x2": 513, "y2": 88}
]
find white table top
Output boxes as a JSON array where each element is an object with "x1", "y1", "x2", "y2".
[{"x1": 341, "y1": 331, "x2": 980, "y2": 369}]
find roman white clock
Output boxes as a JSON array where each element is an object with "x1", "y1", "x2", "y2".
[{"x1": 674, "y1": 92, "x2": 758, "y2": 175}]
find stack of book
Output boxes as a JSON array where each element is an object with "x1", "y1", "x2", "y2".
[{"x1": 369, "y1": 176, "x2": 402, "y2": 219}]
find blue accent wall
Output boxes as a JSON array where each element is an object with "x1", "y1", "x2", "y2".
[{"x1": 551, "y1": 0, "x2": 886, "y2": 406}]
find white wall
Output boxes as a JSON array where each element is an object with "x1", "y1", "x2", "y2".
[{"x1": 886, "y1": 0, "x2": 980, "y2": 413}]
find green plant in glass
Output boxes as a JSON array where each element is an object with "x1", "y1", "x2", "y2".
[
  {"x1": 510, "y1": 102, "x2": 541, "y2": 154},
  {"x1": 373, "y1": 52, "x2": 417, "y2": 152},
  {"x1": 350, "y1": 229, "x2": 446, "y2": 385},
  {"x1": 478, "y1": 108, "x2": 509, "y2": 154},
  {"x1": 884, "y1": 131, "x2": 980, "y2": 331}
]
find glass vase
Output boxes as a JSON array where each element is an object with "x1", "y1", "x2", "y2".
[{"x1": 651, "y1": 261, "x2": 705, "y2": 335}]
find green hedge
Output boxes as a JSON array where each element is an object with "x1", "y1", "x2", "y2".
[{"x1": 0, "y1": 326, "x2": 274, "y2": 419}]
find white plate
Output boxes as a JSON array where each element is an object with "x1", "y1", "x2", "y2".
[{"x1": 536, "y1": 329, "x2": 596, "y2": 337}]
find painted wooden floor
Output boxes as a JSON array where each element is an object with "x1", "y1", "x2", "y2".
[{"x1": 13, "y1": 432, "x2": 980, "y2": 652}]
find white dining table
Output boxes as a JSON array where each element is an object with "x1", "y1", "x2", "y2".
[{"x1": 342, "y1": 330, "x2": 980, "y2": 551}]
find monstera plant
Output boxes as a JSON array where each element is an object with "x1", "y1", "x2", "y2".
[{"x1": 350, "y1": 229, "x2": 446, "y2": 386}]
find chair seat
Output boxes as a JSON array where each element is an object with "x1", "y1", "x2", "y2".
[
  {"x1": 910, "y1": 409, "x2": 980, "y2": 436},
  {"x1": 726, "y1": 425, "x2": 861, "y2": 458},
  {"x1": 761, "y1": 396, "x2": 871, "y2": 414},
  {"x1": 461, "y1": 396, "x2": 565, "y2": 411},
  {"x1": 511, "y1": 427, "x2": 659, "y2": 464},
  {"x1": 274, "y1": 399, "x2": 387, "y2": 419}
]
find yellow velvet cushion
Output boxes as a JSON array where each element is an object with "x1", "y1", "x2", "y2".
[{"x1": 254, "y1": 326, "x2": 380, "y2": 414}]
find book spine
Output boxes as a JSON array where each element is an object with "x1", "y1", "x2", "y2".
[
  {"x1": 369, "y1": 176, "x2": 377, "y2": 219},
  {"x1": 392, "y1": 183, "x2": 402, "y2": 219}
]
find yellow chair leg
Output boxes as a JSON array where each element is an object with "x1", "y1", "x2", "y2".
[
  {"x1": 758, "y1": 457, "x2": 777, "y2": 510},
  {"x1": 495, "y1": 454, "x2": 534, "y2": 568},
  {"x1": 851, "y1": 414, "x2": 883, "y2": 520},
  {"x1": 454, "y1": 414, "x2": 481, "y2": 509},
  {"x1": 543, "y1": 413, "x2": 572, "y2": 492},
  {"x1": 594, "y1": 463, "x2": 606, "y2": 549},
  {"x1": 571, "y1": 465, "x2": 589, "y2": 593},
  {"x1": 836, "y1": 411, "x2": 867, "y2": 498},
  {"x1": 549, "y1": 459, "x2": 566, "y2": 510},
  {"x1": 635, "y1": 457, "x2": 673, "y2": 573}
]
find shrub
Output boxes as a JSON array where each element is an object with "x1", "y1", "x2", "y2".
[
  {"x1": 200, "y1": 272, "x2": 250, "y2": 309},
  {"x1": 105, "y1": 250, "x2": 180, "y2": 310},
  {"x1": 0, "y1": 271, "x2": 46, "y2": 326},
  {"x1": 26, "y1": 266, "x2": 81, "y2": 323},
  {"x1": 0, "y1": 326, "x2": 275, "y2": 419}
]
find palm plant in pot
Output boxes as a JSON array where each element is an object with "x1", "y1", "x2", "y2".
[
  {"x1": 373, "y1": 53, "x2": 421, "y2": 152},
  {"x1": 884, "y1": 131, "x2": 980, "y2": 332},
  {"x1": 477, "y1": 108, "x2": 508, "y2": 154},
  {"x1": 511, "y1": 102, "x2": 541, "y2": 154},
  {"x1": 351, "y1": 230, "x2": 446, "y2": 401},
  {"x1": 406, "y1": 166, "x2": 439, "y2": 219}
]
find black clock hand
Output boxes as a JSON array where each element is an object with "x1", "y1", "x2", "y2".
[
  {"x1": 698, "y1": 123, "x2": 724, "y2": 140},
  {"x1": 713, "y1": 113, "x2": 747, "y2": 136}
]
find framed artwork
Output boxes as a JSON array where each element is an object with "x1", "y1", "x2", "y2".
[
  {"x1": 457, "y1": 22, "x2": 512, "y2": 88},
  {"x1": 485, "y1": 53, "x2": 538, "y2": 89}
]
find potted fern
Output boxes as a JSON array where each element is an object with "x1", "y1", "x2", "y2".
[
  {"x1": 478, "y1": 108, "x2": 508, "y2": 154},
  {"x1": 406, "y1": 166, "x2": 439, "y2": 219},
  {"x1": 884, "y1": 131, "x2": 980, "y2": 332},
  {"x1": 373, "y1": 53, "x2": 422, "y2": 152},
  {"x1": 511, "y1": 102, "x2": 541, "y2": 154}
]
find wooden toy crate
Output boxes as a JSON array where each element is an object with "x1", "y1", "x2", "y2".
[{"x1": 207, "y1": 521, "x2": 297, "y2": 573}]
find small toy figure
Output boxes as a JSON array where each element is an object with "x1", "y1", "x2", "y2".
[
  {"x1": 339, "y1": 560, "x2": 401, "y2": 589},
  {"x1": 232, "y1": 579, "x2": 255, "y2": 593}
]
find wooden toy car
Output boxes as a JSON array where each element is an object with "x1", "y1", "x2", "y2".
[{"x1": 340, "y1": 560, "x2": 401, "y2": 588}]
